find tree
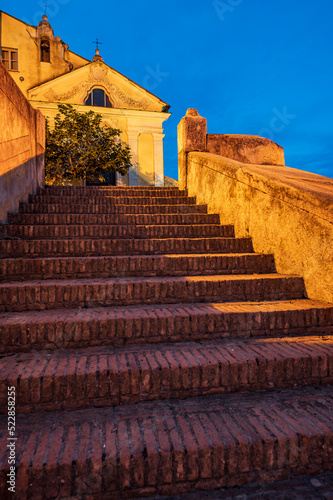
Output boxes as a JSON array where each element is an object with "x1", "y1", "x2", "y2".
[{"x1": 45, "y1": 104, "x2": 132, "y2": 185}]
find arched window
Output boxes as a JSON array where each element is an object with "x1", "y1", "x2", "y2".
[
  {"x1": 85, "y1": 88, "x2": 112, "y2": 108},
  {"x1": 41, "y1": 36, "x2": 50, "y2": 62}
]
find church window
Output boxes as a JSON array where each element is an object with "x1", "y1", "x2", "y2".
[
  {"x1": 1, "y1": 48, "x2": 18, "y2": 71},
  {"x1": 85, "y1": 88, "x2": 112, "y2": 108},
  {"x1": 41, "y1": 37, "x2": 51, "y2": 62}
]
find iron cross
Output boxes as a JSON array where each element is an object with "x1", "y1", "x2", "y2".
[{"x1": 92, "y1": 38, "x2": 103, "y2": 51}]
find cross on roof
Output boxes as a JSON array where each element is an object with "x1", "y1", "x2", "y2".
[{"x1": 92, "y1": 38, "x2": 103, "y2": 51}]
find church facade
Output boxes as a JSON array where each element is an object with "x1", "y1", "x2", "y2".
[{"x1": 0, "y1": 11, "x2": 171, "y2": 186}]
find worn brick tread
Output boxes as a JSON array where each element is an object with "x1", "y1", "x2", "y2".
[
  {"x1": 0, "y1": 223, "x2": 232, "y2": 240},
  {"x1": 20, "y1": 203, "x2": 208, "y2": 215},
  {"x1": 0, "y1": 385, "x2": 332, "y2": 498},
  {"x1": 20, "y1": 198, "x2": 197, "y2": 213},
  {"x1": 37, "y1": 186, "x2": 186, "y2": 196},
  {"x1": 0, "y1": 253, "x2": 275, "y2": 281},
  {"x1": 1, "y1": 205, "x2": 210, "y2": 224},
  {"x1": 0, "y1": 237, "x2": 253, "y2": 257},
  {"x1": 7, "y1": 212, "x2": 220, "y2": 225},
  {"x1": 0, "y1": 299, "x2": 332, "y2": 353},
  {"x1": 29, "y1": 195, "x2": 196, "y2": 205},
  {"x1": 1, "y1": 335, "x2": 332, "y2": 412},
  {"x1": 0, "y1": 274, "x2": 305, "y2": 312},
  {"x1": 138, "y1": 472, "x2": 333, "y2": 499}
]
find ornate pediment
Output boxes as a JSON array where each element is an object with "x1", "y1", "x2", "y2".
[{"x1": 28, "y1": 60, "x2": 168, "y2": 112}]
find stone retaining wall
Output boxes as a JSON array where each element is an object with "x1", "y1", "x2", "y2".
[{"x1": 0, "y1": 62, "x2": 45, "y2": 223}]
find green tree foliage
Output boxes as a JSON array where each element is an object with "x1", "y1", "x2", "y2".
[{"x1": 45, "y1": 104, "x2": 132, "y2": 185}]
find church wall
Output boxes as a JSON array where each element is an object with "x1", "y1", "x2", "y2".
[
  {"x1": 0, "y1": 62, "x2": 45, "y2": 223},
  {"x1": 66, "y1": 50, "x2": 89, "y2": 71},
  {"x1": 138, "y1": 134, "x2": 155, "y2": 186},
  {"x1": 30, "y1": 100, "x2": 169, "y2": 186},
  {"x1": 1, "y1": 11, "x2": 170, "y2": 187},
  {"x1": 1, "y1": 13, "x2": 37, "y2": 95},
  {"x1": 28, "y1": 61, "x2": 165, "y2": 113},
  {"x1": 1, "y1": 13, "x2": 88, "y2": 98}
]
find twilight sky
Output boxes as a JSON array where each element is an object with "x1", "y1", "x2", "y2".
[{"x1": 2, "y1": 0, "x2": 333, "y2": 180}]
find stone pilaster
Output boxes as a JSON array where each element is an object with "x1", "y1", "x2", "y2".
[
  {"x1": 153, "y1": 133, "x2": 165, "y2": 186},
  {"x1": 177, "y1": 109, "x2": 207, "y2": 190},
  {"x1": 127, "y1": 131, "x2": 139, "y2": 186}
]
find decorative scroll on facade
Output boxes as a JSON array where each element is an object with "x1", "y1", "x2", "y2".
[{"x1": 39, "y1": 62, "x2": 150, "y2": 110}]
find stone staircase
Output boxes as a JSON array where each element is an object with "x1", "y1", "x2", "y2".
[{"x1": 0, "y1": 185, "x2": 332, "y2": 499}]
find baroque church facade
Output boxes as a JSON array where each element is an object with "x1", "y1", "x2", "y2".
[{"x1": 0, "y1": 11, "x2": 171, "y2": 186}]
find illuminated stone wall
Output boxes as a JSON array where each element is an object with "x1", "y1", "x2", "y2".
[
  {"x1": 178, "y1": 109, "x2": 333, "y2": 303},
  {"x1": 0, "y1": 62, "x2": 45, "y2": 222}
]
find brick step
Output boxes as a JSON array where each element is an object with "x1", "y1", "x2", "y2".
[
  {"x1": 140, "y1": 473, "x2": 333, "y2": 500},
  {"x1": 1, "y1": 335, "x2": 332, "y2": 413},
  {"x1": 0, "y1": 253, "x2": 275, "y2": 282},
  {"x1": 9, "y1": 204, "x2": 210, "y2": 218},
  {"x1": 29, "y1": 194, "x2": 194, "y2": 204},
  {"x1": 0, "y1": 223, "x2": 232, "y2": 240},
  {"x1": 7, "y1": 212, "x2": 220, "y2": 226},
  {"x1": 0, "y1": 274, "x2": 305, "y2": 312},
  {"x1": 1, "y1": 299, "x2": 332, "y2": 353},
  {"x1": 0, "y1": 237, "x2": 253, "y2": 258},
  {"x1": 19, "y1": 198, "x2": 197, "y2": 213},
  {"x1": 1, "y1": 386, "x2": 332, "y2": 498},
  {"x1": 37, "y1": 186, "x2": 184, "y2": 196}
]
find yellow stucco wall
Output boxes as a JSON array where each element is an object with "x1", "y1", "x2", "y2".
[
  {"x1": 0, "y1": 12, "x2": 88, "y2": 97},
  {"x1": 27, "y1": 59, "x2": 167, "y2": 113},
  {"x1": 29, "y1": 100, "x2": 169, "y2": 186},
  {"x1": 138, "y1": 134, "x2": 155, "y2": 186}
]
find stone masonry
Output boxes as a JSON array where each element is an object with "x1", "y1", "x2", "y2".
[{"x1": 0, "y1": 185, "x2": 333, "y2": 499}]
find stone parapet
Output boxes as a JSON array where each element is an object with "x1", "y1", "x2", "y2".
[
  {"x1": 206, "y1": 133, "x2": 285, "y2": 166},
  {"x1": 177, "y1": 108, "x2": 286, "y2": 190},
  {"x1": 178, "y1": 109, "x2": 333, "y2": 303}
]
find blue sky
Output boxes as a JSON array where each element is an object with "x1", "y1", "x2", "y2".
[{"x1": 2, "y1": 0, "x2": 333, "y2": 179}]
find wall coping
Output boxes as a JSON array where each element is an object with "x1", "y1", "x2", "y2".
[{"x1": 189, "y1": 152, "x2": 333, "y2": 224}]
